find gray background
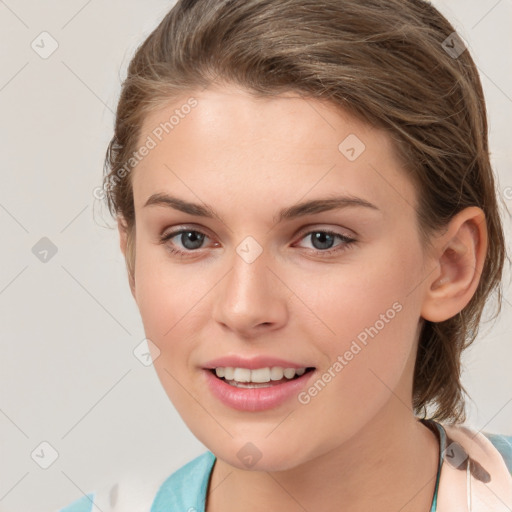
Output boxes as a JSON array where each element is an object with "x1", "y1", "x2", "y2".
[{"x1": 0, "y1": 1, "x2": 510, "y2": 510}]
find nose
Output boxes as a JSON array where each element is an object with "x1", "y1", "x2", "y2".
[{"x1": 212, "y1": 247, "x2": 289, "y2": 338}]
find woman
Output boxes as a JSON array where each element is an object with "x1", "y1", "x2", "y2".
[{"x1": 58, "y1": 0, "x2": 512, "y2": 510}]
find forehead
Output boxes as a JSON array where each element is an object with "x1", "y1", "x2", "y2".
[{"x1": 132, "y1": 85, "x2": 417, "y2": 219}]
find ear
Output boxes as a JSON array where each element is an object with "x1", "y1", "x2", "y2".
[
  {"x1": 420, "y1": 206, "x2": 488, "y2": 323},
  {"x1": 117, "y1": 215, "x2": 136, "y2": 299}
]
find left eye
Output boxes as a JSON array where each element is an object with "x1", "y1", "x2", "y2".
[
  {"x1": 159, "y1": 228, "x2": 356, "y2": 257},
  {"x1": 296, "y1": 230, "x2": 356, "y2": 253}
]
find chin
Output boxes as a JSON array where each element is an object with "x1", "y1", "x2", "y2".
[{"x1": 206, "y1": 435, "x2": 312, "y2": 473}]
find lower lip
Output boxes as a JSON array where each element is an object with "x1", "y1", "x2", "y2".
[{"x1": 203, "y1": 369, "x2": 316, "y2": 412}]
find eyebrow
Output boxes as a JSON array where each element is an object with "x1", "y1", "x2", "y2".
[{"x1": 143, "y1": 192, "x2": 380, "y2": 224}]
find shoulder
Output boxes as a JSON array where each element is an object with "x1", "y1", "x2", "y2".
[
  {"x1": 54, "y1": 451, "x2": 216, "y2": 512},
  {"x1": 440, "y1": 421, "x2": 512, "y2": 476},
  {"x1": 481, "y1": 431, "x2": 512, "y2": 474}
]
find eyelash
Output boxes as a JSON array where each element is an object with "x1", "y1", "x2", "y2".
[{"x1": 159, "y1": 227, "x2": 357, "y2": 258}]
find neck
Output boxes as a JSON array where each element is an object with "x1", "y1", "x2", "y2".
[{"x1": 206, "y1": 404, "x2": 440, "y2": 512}]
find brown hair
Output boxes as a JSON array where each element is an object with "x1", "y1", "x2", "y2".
[{"x1": 103, "y1": 0, "x2": 508, "y2": 423}]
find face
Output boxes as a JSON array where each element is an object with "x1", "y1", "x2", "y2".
[{"x1": 125, "y1": 84, "x2": 433, "y2": 471}]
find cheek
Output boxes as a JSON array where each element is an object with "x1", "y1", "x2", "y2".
[
  {"x1": 132, "y1": 241, "x2": 214, "y2": 369},
  {"x1": 290, "y1": 238, "x2": 420, "y2": 337},
  {"x1": 133, "y1": 250, "x2": 201, "y2": 410},
  {"x1": 289, "y1": 241, "x2": 422, "y2": 398},
  {"x1": 293, "y1": 284, "x2": 418, "y2": 442},
  {"x1": 132, "y1": 242, "x2": 185, "y2": 352}
]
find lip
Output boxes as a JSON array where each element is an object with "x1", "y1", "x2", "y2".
[
  {"x1": 202, "y1": 355, "x2": 312, "y2": 370},
  {"x1": 203, "y1": 367, "x2": 317, "y2": 412}
]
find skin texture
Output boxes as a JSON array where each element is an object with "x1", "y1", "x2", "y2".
[{"x1": 118, "y1": 84, "x2": 487, "y2": 512}]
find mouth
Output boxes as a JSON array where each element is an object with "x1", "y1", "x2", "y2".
[
  {"x1": 208, "y1": 366, "x2": 316, "y2": 388},
  {"x1": 203, "y1": 364, "x2": 318, "y2": 411}
]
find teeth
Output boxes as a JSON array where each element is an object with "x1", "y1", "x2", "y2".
[
  {"x1": 270, "y1": 367, "x2": 284, "y2": 381},
  {"x1": 250, "y1": 368, "x2": 271, "y2": 383},
  {"x1": 214, "y1": 366, "x2": 308, "y2": 383}
]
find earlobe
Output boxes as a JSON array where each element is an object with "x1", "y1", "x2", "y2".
[{"x1": 421, "y1": 207, "x2": 487, "y2": 323}]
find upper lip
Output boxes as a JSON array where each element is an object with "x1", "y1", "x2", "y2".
[{"x1": 203, "y1": 355, "x2": 314, "y2": 370}]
